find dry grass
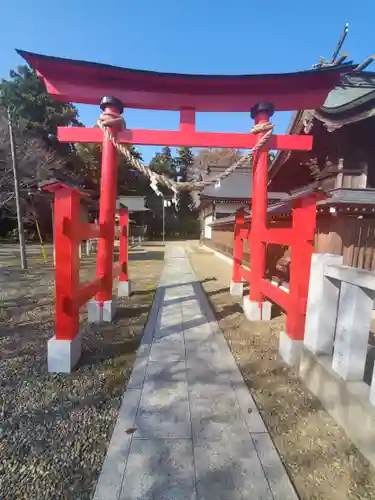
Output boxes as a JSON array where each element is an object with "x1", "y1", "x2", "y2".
[
  {"x1": 188, "y1": 244, "x2": 375, "y2": 500},
  {"x1": 0, "y1": 244, "x2": 165, "y2": 500}
]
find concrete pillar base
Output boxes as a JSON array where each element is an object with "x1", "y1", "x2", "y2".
[
  {"x1": 88, "y1": 299, "x2": 116, "y2": 323},
  {"x1": 118, "y1": 281, "x2": 131, "y2": 297},
  {"x1": 304, "y1": 253, "x2": 343, "y2": 355},
  {"x1": 243, "y1": 297, "x2": 271, "y2": 321},
  {"x1": 230, "y1": 281, "x2": 243, "y2": 297},
  {"x1": 332, "y1": 281, "x2": 374, "y2": 381},
  {"x1": 370, "y1": 368, "x2": 375, "y2": 407},
  {"x1": 47, "y1": 332, "x2": 82, "y2": 373},
  {"x1": 279, "y1": 331, "x2": 303, "y2": 366}
]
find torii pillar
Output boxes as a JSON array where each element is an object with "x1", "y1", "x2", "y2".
[
  {"x1": 84, "y1": 96, "x2": 130, "y2": 323},
  {"x1": 244, "y1": 102, "x2": 275, "y2": 320}
]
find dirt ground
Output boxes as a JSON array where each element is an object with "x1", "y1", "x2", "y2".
[
  {"x1": 0, "y1": 244, "x2": 164, "y2": 500},
  {"x1": 188, "y1": 243, "x2": 375, "y2": 500}
]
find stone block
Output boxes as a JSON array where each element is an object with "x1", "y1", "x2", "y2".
[
  {"x1": 88, "y1": 299, "x2": 116, "y2": 323},
  {"x1": 233, "y1": 384, "x2": 267, "y2": 433},
  {"x1": 102, "y1": 299, "x2": 116, "y2": 322},
  {"x1": 325, "y1": 263, "x2": 375, "y2": 291},
  {"x1": 370, "y1": 366, "x2": 375, "y2": 407},
  {"x1": 332, "y1": 282, "x2": 374, "y2": 381},
  {"x1": 252, "y1": 433, "x2": 298, "y2": 499},
  {"x1": 126, "y1": 355, "x2": 149, "y2": 390},
  {"x1": 300, "y1": 347, "x2": 375, "y2": 468},
  {"x1": 230, "y1": 280, "x2": 244, "y2": 297},
  {"x1": 149, "y1": 332, "x2": 185, "y2": 363},
  {"x1": 133, "y1": 380, "x2": 191, "y2": 438},
  {"x1": 118, "y1": 280, "x2": 131, "y2": 297},
  {"x1": 188, "y1": 382, "x2": 249, "y2": 440},
  {"x1": 87, "y1": 299, "x2": 102, "y2": 323},
  {"x1": 47, "y1": 332, "x2": 82, "y2": 373},
  {"x1": 243, "y1": 297, "x2": 271, "y2": 321},
  {"x1": 145, "y1": 360, "x2": 186, "y2": 384},
  {"x1": 279, "y1": 331, "x2": 303, "y2": 366},
  {"x1": 119, "y1": 439, "x2": 195, "y2": 500},
  {"x1": 194, "y1": 434, "x2": 273, "y2": 500},
  {"x1": 93, "y1": 389, "x2": 142, "y2": 500},
  {"x1": 304, "y1": 253, "x2": 343, "y2": 355}
]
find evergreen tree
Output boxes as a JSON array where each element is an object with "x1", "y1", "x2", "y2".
[
  {"x1": 0, "y1": 64, "x2": 87, "y2": 188},
  {"x1": 0, "y1": 65, "x2": 81, "y2": 138},
  {"x1": 149, "y1": 146, "x2": 177, "y2": 178},
  {"x1": 175, "y1": 147, "x2": 194, "y2": 181}
]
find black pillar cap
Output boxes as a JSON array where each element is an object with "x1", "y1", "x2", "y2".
[
  {"x1": 100, "y1": 96, "x2": 124, "y2": 113},
  {"x1": 250, "y1": 102, "x2": 275, "y2": 119}
]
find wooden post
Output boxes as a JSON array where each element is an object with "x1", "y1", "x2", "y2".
[
  {"x1": 54, "y1": 188, "x2": 80, "y2": 341},
  {"x1": 287, "y1": 197, "x2": 317, "y2": 341},
  {"x1": 230, "y1": 209, "x2": 245, "y2": 296},
  {"x1": 280, "y1": 195, "x2": 318, "y2": 366},
  {"x1": 95, "y1": 97, "x2": 124, "y2": 304},
  {"x1": 248, "y1": 103, "x2": 274, "y2": 304},
  {"x1": 118, "y1": 207, "x2": 131, "y2": 297}
]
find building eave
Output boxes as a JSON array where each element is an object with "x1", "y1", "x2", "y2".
[
  {"x1": 268, "y1": 70, "x2": 375, "y2": 188},
  {"x1": 209, "y1": 187, "x2": 375, "y2": 228}
]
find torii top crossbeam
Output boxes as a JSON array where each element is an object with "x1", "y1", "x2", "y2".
[
  {"x1": 18, "y1": 50, "x2": 353, "y2": 112},
  {"x1": 18, "y1": 50, "x2": 354, "y2": 150}
]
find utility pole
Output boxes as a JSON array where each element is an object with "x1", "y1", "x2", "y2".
[{"x1": 7, "y1": 108, "x2": 27, "y2": 269}]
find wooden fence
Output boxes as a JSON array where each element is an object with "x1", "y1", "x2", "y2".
[{"x1": 204, "y1": 214, "x2": 375, "y2": 283}]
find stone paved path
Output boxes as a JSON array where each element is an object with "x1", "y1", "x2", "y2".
[{"x1": 93, "y1": 244, "x2": 298, "y2": 500}]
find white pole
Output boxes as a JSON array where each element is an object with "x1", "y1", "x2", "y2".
[{"x1": 8, "y1": 108, "x2": 27, "y2": 269}]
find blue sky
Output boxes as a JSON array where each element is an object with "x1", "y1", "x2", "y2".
[{"x1": 1, "y1": 0, "x2": 374, "y2": 162}]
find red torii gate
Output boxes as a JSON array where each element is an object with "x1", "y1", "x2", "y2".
[{"x1": 18, "y1": 50, "x2": 352, "y2": 373}]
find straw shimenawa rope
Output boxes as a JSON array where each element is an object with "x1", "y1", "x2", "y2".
[{"x1": 97, "y1": 112, "x2": 273, "y2": 193}]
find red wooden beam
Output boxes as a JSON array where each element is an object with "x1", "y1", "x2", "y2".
[
  {"x1": 18, "y1": 49, "x2": 353, "y2": 111},
  {"x1": 232, "y1": 209, "x2": 246, "y2": 284},
  {"x1": 95, "y1": 100, "x2": 123, "y2": 302},
  {"x1": 42, "y1": 181, "x2": 89, "y2": 197},
  {"x1": 112, "y1": 262, "x2": 122, "y2": 279},
  {"x1": 62, "y1": 220, "x2": 102, "y2": 241},
  {"x1": 249, "y1": 106, "x2": 270, "y2": 302},
  {"x1": 239, "y1": 266, "x2": 251, "y2": 282},
  {"x1": 57, "y1": 126, "x2": 313, "y2": 151},
  {"x1": 239, "y1": 228, "x2": 249, "y2": 239},
  {"x1": 65, "y1": 277, "x2": 103, "y2": 312},
  {"x1": 54, "y1": 188, "x2": 80, "y2": 340},
  {"x1": 180, "y1": 109, "x2": 195, "y2": 134},
  {"x1": 260, "y1": 279, "x2": 290, "y2": 312},
  {"x1": 42, "y1": 82, "x2": 335, "y2": 112},
  {"x1": 78, "y1": 222, "x2": 101, "y2": 241}
]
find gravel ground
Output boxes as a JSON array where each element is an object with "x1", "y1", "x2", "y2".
[
  {"x1": 0, "y1": 244, "x2": 165, "y2": 500},
  {"x1": 187, "y1": 243, "x2": 375, "y2": 500}
]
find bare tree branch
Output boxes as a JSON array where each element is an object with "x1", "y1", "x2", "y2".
[{"x1": 0, "y1": 108, "x2": 67, "y2": 214}]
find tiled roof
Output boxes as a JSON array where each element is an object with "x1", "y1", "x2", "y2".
[
  {"x1": 209, "y1": 187, "x2": 375, "y2": 227},
  {"x1": 322, "y1": 71, "x2": 375, "y2": 112},
  {"x1": 116, "y1": 196, "x2": 149, "y2": 212},
  {"x1": 201, "y1": 171, "x2": 287, "y2": 200},
  {"x1": 269, "y1": 70, "x2": 375, "y2": 181}
]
